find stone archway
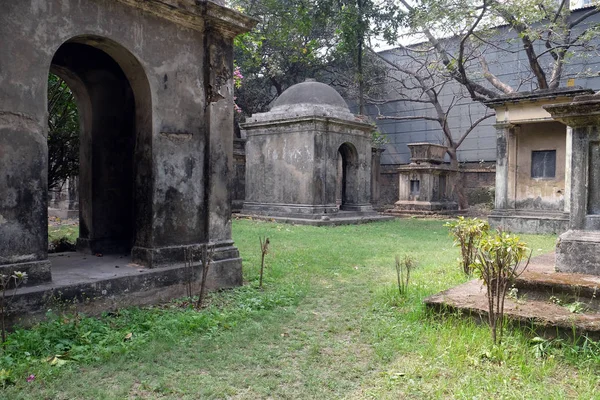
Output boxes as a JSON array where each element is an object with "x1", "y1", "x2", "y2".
[
  {"x1": 0, "y1": 1, "x2": 256, "y2": 298},
  {"x1": 337, "y1": 142, "x2": 359, "y2": 210},
  {"x1": 50, "y1": 37, "x2": 153, "y2": 255}
]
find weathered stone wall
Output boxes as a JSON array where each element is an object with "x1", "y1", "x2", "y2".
[
  {"x1": 508, "y1": 122, "x2": 567, "y2": 211},
  {"x1": 0, "y1": 1, "x2": 255, "y2": 286},
  {"x1": 374, "y1": 163, "x2": 495, "y2": 209}
]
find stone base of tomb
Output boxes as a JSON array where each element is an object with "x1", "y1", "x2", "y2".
[
  {"x1": 0, "y1": 260, "x2": 52, "y2": 286},
  {"x1": 388, "y1": 200, "x2": 459, "y2": 215},
  {"x1": 556, "y1": 230, "x2": 600, "y2": 275},
  {"x1": 132, "y1": 239, "x2": 242, "y2": 275},
  {"x1": 239, "y1": 204, "x2": 393, "y2": 226},
  {"x1": 488, "y1": 209, "x2": 569, "y2": 235},
  {"x1": 242, "y1": 202, "x2": 340, "y2": 216},
  {"x1": 425, "y1": 252, "x2": 600, "y2": 338},
  {"x1": 4, "y1": 251, "x2": 242, "y2": 329}
]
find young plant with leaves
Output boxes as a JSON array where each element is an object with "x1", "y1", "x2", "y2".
[
  {"x1": 394, "y1": 254, "x2": 415, "y2": 296},
  {"x1": 0, "y1": 271, "x2": 27, "y2": 346},
  {"x1": 445, "y1": 217, "x2": 490, "y2": 275},
  {"x1": 472, "y1": 231, "x2": 531, "y2": 345},
  {"x1": 259, "y1": 237, "x2": 270, "y2": 289}
]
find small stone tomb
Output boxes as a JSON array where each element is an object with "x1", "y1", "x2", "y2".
[
  {"x1": 391, "y1": 143, "x2": 458, "y2": 214},
  {"x1": 240, "y1": 79, "x2": 390, "y2": 225}
]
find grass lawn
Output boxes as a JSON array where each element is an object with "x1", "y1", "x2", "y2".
[
  {"x1": 48, "y1": 223, "x2": 79, "y2": 244},
  {"x1": 2, "y1": 218, "x2": 599, "y2": 399}
]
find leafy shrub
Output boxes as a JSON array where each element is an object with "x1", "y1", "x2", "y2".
[
  {"x1": 472, "y1": 231, "x2": 531, "y2": 345},
  {"x1": 445, "y1": 217, "x2": 490, "y2": 275}
]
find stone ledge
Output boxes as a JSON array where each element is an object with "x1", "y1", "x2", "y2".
[
  {"x1": 6, "y1": 252, "x2": 242, "y2": 328},
  {"x1": 236, "y1": 213, "x2": 393, "y2": 226},
  {"x1": 556, "y1": 230, "x2": 600, "y2": 274},
  {"x1": 488, "y1": 212, "x2": 569, "y2": 234},
  {"x1": 425, "y1": 253, "x2": 600, "y2": 337},
  {"x1": 0, "y1": 260, "x2": 51, "y2": 286}
]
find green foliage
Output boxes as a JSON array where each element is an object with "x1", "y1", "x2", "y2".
[
  {"x1": 47, "y1": 73, "x2": 79, "y2": 191},
  {"x1": 371, "y1": 130, "x2": 389, "y2": 148},
  {"x1": 231, "y1": 0, "x2": 399, "y2": 116},
  {"x1": 472, "y1": 231, "x2": 531, "y2": 345},
  {"x1": 231, "y1": 0, "x2": 337, "y2": 115},
  {"x1": 445, "y1": 217, "x2": 490, "y2": 275},
  {"x1": 48, "y1": 223, "x2": 78, "y2": 253},
  {"x1": 1, "y1": 272, "x2": 28, "y2": 346},
  {"x1": 0, "y1": 284, "x2": 302, "y2": 387}
]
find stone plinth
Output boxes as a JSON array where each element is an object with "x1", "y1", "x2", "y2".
[
  {"x1": 407, "y1": 143, "x2": 447, "y2": 164},
  {"x1": 390, "y1": 144, "x2": 458, "y2": 214},
  {"x1": 544, "y1": 94, "x2": 600, "y2": 275},
  {"x1": 240, "y1": 80, "x2": 388, "y2": 224}
]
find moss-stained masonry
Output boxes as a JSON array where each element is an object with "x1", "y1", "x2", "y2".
[
  {"x1": 485, "y1": 89, "x2": 593, "y2": 234},
  {"x1": 0, "y1": 1, "x2": 256, "y2": 288}
]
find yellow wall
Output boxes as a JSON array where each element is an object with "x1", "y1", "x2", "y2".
[{"x1": 507, "y1": 121, "x2": 566, "y2": 210}]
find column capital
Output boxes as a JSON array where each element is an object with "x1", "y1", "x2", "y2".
[{"x1": 493, "y1": 122, "x2": 516, "y2": 130}]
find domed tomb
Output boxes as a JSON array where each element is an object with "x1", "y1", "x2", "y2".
[
  {"x1": 246, "y1": 79, "x2": 357, "y2": 123},
  {"x1": 240, "y1": 80, "x2": 389, "y2": 225}
]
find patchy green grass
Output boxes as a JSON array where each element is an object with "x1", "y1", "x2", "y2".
[
  {"x1": 48, "y1": 224, "x2": 79, "y2": 244},
  {"x1": 3, "y1": 218, "x2": 599, "y2": 399}
]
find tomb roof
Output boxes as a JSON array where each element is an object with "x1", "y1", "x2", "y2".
[{"x1": 271, "y1": 79, "x2": 350, "y2": 112}]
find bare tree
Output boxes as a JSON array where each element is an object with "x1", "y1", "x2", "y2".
[
  {"x1": 368, "y1": 46, "x2": 494, "y2": 207},
  {"x1": 392, "y1": 0, "x2": 600, "y2": 102}
]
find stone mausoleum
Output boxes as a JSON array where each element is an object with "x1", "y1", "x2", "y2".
[
  {"x1": 0, "y1": 0, "x2": 255, "y2": 321},
  {"x1": 486, "y1": 89, "x2": 593, "y2": 234},
  {"x1": 390, "y1": 143, "x2": 458, "y2": 214},
  {"x1": 241, "y1": 80, "x2": 390, "y2": 225}
]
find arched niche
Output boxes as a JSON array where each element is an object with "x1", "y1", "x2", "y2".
[{"x1": 48, "y1": 36, "x2": 153, "y2": 255}]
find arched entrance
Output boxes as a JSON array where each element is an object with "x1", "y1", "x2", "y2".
[
  {"x1": 336, "y1": 142, "x2": 359, "y2": 210},
  {"x1": 49, "y1": 37, "x2": 152, "y2": 256}
]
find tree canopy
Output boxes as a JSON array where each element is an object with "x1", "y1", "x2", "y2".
[
  {"x1": 231, "y1": 0, "x2": 399, "y2": 117},
  {"x1": 47, "y1": 73, "x2": 79, "y2": 191}
]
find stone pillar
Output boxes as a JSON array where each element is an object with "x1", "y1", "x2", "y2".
[
  {"x1": 494, "y1": 123, "x2": 513, "y2": 210},
  {"x1": 544, "y1": 96, "x2": 600, "y2": 274},
  {"x1": 0, "y1": 32, "x2": 51, "y2": 284},
  {"x1": 371, "y1": 148, "x2": 384, "y2": 207},
  {"x1": 564, "y1": 127, "x2": 572, "y2": 213},
  {"x1": 203, "y1": 27, "x2": 242, "y2": 285},
  {"x1": 232, "y1": 138, "x2": 246, "y2": 213}
]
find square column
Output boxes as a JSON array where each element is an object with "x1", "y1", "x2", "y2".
[
  {"x1": 494, "y1": 123, "x2": 513, "y2": 210},
  {"x1": 545, "y1": 96, "x2": 600, "y2": 274}
]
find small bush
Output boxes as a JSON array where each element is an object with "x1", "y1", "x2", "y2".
[
  {"x1": 445, "y1": 217, "x2": 490, "y2": 276},
  {"x1": 395, "y1": 254, "x2": 416, "y2": 296},
  {"x1": 472, "y1": 231, "x2": 531, "y2": 345},
  {"x1": 48, "y1": 237, "x2": 76, "y2": 253}
]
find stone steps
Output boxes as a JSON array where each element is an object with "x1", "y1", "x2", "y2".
[{"x1": 424, "y1": 253, "x2": 600, "y2": 337}]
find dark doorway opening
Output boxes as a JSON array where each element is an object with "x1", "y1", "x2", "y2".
[
  {"x1": 336, "y1": 142, "x2": 359, "y2": 210},
  {"x1": 50, "y1": 41, "x2": 139, "y2": 255}
]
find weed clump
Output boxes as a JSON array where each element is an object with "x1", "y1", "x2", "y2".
[
  {"x1": 445, "y1": 217, "x2": 489, "y2": 276},
  {"x1": 395, "y1": 254, "x2": 415, "y2": 296}
]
